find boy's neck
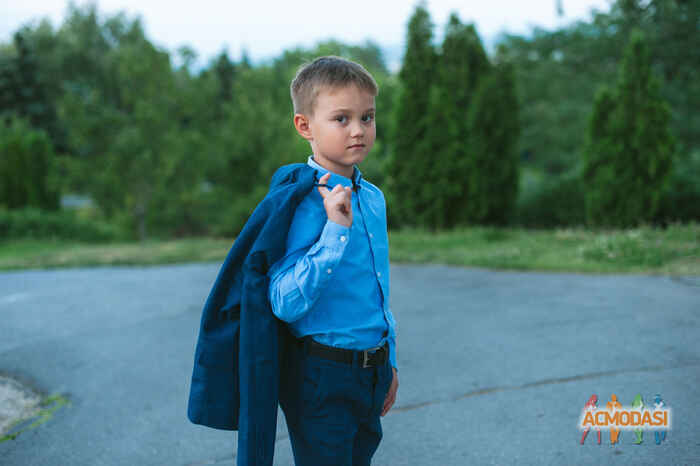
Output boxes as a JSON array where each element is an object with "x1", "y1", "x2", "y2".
[{"x1": 311, "y1": 154, "x2": 355, "y2": 180}]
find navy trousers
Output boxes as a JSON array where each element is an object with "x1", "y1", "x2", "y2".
[{"x1": 284, "y1": 337, "x2": 393, "y2": 466}]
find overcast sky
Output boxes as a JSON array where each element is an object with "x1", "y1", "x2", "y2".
[{"x1": 2, "y1": 0, "x2": 614, "y2": 71}]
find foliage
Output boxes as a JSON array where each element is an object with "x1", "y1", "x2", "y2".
[
  {"x1": 463, "y1": 62, "x2": 520, "y2": 225},
  {"x1": 0, "y1": 0, "x2": 696, "y2": 242},
  {"x1": 0, "y1": 206, "x2": 120, "y2": 242},
  {"x1": 0, "y1": 29, "x2": 67, "y2": 153},
  {"x1": 497, "y1": 0, "x2": 699, "y2": 177},
  {"x1": 582, "y1": 30, "x2": 674, "y2": 228},
  {"x1": 388, "y1": 7, "x2": 520, "y2": 230},
  {"x1": 385, "y1": 1, "x2": 436, "y2": 229},
  {"x1": 655, "y1": 150, "x2": 700, "y2": 223},
  {"x1": 0, "y1": 116, "x2": 60, "y2": 210},
  {"x1": 423, "y1": 15, "x2": 491, "y2": 230},
  {"x1": 516, "y1": 167, "x2": 586, "y2": 228}
]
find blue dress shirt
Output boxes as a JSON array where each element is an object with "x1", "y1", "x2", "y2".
[{"x1": 267, "y1": 155, "x2": 397, "y2": 371}]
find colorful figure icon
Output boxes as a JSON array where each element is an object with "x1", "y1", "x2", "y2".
[
  {"x1": 632, "y1": 394, "x2": 644, "y2": 444},
  {"x1": 653, "y1": 394, "x2": 667, "y2": 444},
  {"x1": 581, "y1": 394, "x2": 601, "y2": 445},
  {"x1": 607, "y1": 394, "x2": 622, "y2": 445}
]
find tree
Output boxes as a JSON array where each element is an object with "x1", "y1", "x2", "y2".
[
  {"x1": 386, "y1": 1, "x2": 436, "y2": 229},
  {"x1": 583, "y1": 30, "x2": 674, "y2": 228},
  {"x1": 0, "y1": 30, "x2": 67, "y2": 154},
  {"x1": 0, "y1": 116, "x2": 60, "y2": 210},
  {"x1": 464, "y1": 62, "x2": 520, "y2": 225},
  {"x1": 213, "y1": 49, "x2": 236, "y2": 119},
  {"x1": 427, "y1": 15, "x2": 491, "y2": 229}
]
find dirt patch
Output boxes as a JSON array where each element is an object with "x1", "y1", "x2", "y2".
[{"x1": 0, "y1": 375, "x2": 41, "y2": 436}]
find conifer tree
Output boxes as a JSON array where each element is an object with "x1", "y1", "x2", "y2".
[
  {"x1": 582, "y1": 30, "x2": 674, "y2": 227},
  {"x1": 0, "y1": 116, "x2": 60, "y2": 210},
  {"x1": 386, "y1": 1, "x2": 436, "y2": 229},
  {"x1": 464, "y1": 62, "x2": 520, "y2": 224},
  {"x1": 429, "y1": 16, "x2": 491, "y2": 229},
  {"x1": 0, "y1": 30, "x2": 67, "y2": 153}
]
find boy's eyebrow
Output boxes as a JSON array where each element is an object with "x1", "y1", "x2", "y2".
[{"x1": 331, "y1": 107, "x2": 375, "y2": 113}]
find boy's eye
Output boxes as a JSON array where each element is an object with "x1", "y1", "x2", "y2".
[{"x1": 334, "y1": 114, "x2": 374, "y2": 124}]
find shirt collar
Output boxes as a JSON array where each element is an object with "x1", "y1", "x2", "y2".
[{"x1": 307, "y1": 154, "x2": 363, "y2": 190}]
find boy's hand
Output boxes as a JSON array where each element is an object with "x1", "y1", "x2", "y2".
[
  {"x1": 381, "y1": 367, "x2": 398, "y2": 416},
  {"x1": 317, "y1": 172, "x2": 353, "y2": 228}
]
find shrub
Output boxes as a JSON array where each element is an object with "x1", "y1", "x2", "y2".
[{"x1": 0, "y1": 206, "x2": 121, "y2": 242}]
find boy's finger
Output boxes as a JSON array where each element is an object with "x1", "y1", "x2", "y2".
[
  {"x1": 382, "y1": 391, "x2": 393, "y2": 416},
  {"x1": 386, "y1": 395, "x2": 395, "y2": 414},
  {"x1": 318, "y1": 178, "x2": 342, "y2": 199},
  {"x1": 345, "y1": 187, "x2": 351, "y2": 211},
  {"x1": 316, "y1": 173, "x2": 332, "y2": 198}
]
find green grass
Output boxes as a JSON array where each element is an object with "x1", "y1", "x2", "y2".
[
  {"x1": 0, "y1": 222, "x2": 698, "y2": 275},
  {"x1": 0, "y1": 237, "x2": 234, "y2": 271},
  {"x1": 389, "y1": 221, "x2": 699, "y2": 275}
]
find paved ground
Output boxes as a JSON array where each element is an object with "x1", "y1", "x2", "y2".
[{"x1": 0, "y1": 262, "x2": 698, "y2": 465}]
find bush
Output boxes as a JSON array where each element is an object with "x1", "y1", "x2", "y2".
[
  {"x1": 515, "y1": 168, "x2": 585, "y2": 228},
  {"x1": 0, "y1": 206, "x2": 121, "y2": 242},
  {"x1": 0, "y1": 116, "x2": 61, "y2": 210},
  {"x1": 655, "y1": 150, "x2": 700, "y2": 224},
  {"x1": 207, "y1": 183, "x2": 271, "y2": 239}
]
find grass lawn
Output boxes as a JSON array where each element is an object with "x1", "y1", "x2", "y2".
[{"x1": 0, "y1": 222, "x2": 697, "y2": 275}]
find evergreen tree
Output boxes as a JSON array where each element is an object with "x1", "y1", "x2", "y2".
[
  {"x1": 0, "y1": 30, "x2": 67, "y2": 153},
  {"x1": 0, "y1": 116, "x2": 60, "y2": 210},
  {"x1": 433, "y1": 16, "x2": 491, "y2": 229},
  {"x1": 386, "y1": 1, "x2": 436, "y2": 229},
  {"x1": 214, "y1": 49, "x2": 236, "y2": 111},
  {"x1": 582, "y1": 30, "x2": 674, "y2": 227},
  {"x1": 464, "y1": 62, "x2": 520, "y2": 224}
]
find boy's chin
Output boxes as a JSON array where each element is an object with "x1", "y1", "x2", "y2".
[{"x1": 348, "y1": 150, "x2": 369, "y2": 162}]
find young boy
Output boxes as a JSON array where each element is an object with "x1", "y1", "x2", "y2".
[{"x1": 267, "y1": 56, "x2": 398, "y2": 465}]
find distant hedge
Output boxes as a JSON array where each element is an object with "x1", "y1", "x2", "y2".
[
  {"x1": 515, "y1": 169, "x2": 586, "y2": 228},
  {"x1": 0, "y1": 207, "x2": 121, "y2": 242}
]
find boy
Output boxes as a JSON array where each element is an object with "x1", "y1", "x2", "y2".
[{"x1": 268, "y1": 56, "x2": 398, "y2": 465}]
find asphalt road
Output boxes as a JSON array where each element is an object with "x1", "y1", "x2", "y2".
[{"x1": 0, "y1": 262, "x2": 699, "y2": 465}]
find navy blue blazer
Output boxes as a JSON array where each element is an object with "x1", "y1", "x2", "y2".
[{"x1": 187, "y1": 162, "x2": 320, "y2": 465}]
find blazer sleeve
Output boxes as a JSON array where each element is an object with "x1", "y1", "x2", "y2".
[{"x1": 267, "y1": 219, "x2": 350, "y2": 323}]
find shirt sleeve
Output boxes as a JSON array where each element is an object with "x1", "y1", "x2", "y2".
[
  {"x1": 387, "y1": 309, "x2": 397, "y2": 372},
  {"x1": 268, "y1": 219, "x2": 350, "y2": 323}
]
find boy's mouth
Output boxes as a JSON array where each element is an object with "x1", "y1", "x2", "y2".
[{"x1": 348, "y1": 144, "x2": 365, "y2": 149}]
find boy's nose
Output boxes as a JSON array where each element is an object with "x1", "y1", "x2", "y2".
[{"x1": 350, "y1": 121, "x2": 364, "y2": 137}]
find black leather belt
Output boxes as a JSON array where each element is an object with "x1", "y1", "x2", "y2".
[{"x1": 301, "y1": 335, "x2": 388, "y2": 368}]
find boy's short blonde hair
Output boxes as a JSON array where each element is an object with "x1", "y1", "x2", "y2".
[{"x1": 290, "y1": 55, "x2": 378, "y2": 117}]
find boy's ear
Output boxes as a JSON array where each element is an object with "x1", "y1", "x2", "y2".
[{"x1": 293, "y1": 113, "x2": 313, "y2": 141}]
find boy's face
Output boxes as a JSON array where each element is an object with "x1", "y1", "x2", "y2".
[{"x1": 294, "y1": 84, "x2": 376, "y2": 179}]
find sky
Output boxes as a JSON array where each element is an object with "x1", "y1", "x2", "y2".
[{"x1": 1, "y1": 0, "x2": 615, "y2": 72}]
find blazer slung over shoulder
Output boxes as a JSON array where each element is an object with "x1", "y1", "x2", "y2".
[{"x1": 187, "y1": 162, "x2": 321, "y2": 466}]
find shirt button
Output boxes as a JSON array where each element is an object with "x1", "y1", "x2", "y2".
[
  {"x1": 369, "y1": 233, "x2": 373, "y2": 238},
  {"x1": 340, "y1": 235, "x2": 346, "y2": 242},
  {"x1": 377, "y1": 271, "x2": 381, "y2": 277},
  {"x1": 327, "y1": 268, "x2": 332, "y2": 274}
]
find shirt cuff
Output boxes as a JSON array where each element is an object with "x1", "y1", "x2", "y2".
[
  {"x1": 317, "y1": 218, "x2": 350, "y2": 251},
  {"x1": 388, "y1": 338, "x2": 397, "y2": 372}
]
